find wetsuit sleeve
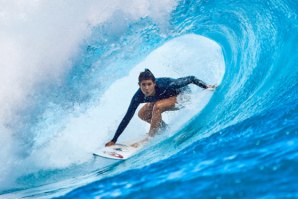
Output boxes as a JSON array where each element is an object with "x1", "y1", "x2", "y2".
[
  {"x1": 171, "y1": 76, "x2": 208, "y2": 89},
  {"x1": 111, "y1": 93, "x2": 141, "y2": 143}
]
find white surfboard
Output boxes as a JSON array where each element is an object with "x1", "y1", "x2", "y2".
[{"x1": 93, "y1": 144, "x2": 142, "y2": 160}]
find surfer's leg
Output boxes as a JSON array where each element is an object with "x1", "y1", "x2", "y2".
[
  {"x1": 149, "y1": 96, "x2": 177, "y2": 137},
  {"x1": 138, "y1": 103, "x2": 154, "y2": 123},
  {"x1": 138, "y1": 103, "x2": 169, "y2": 127}
]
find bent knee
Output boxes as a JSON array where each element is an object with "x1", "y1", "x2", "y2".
[
  {"x1": 138, "y1": 107, "x2": 152, "y2": 120},
  {"x1": 138, "y1": 109, "x2": 144, "y2": 119},
  {"x1": 152, "y1": 103, "x2": 163, "y2": 113}
]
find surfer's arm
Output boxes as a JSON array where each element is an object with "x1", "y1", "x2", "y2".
[
  {"x1": 171, "y1": 76, "x2": 209, "y2": 89},
  {"x1": 110, "y1": 95, "x2": 141, "y2": 143}
]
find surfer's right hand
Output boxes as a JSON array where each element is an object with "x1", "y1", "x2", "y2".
[
  {"x1": 105, "y1": 141, "x2": 115, "y2": 147},
  {"x1": 206, "y1": 84, "x2": 218, "y2": 90}
]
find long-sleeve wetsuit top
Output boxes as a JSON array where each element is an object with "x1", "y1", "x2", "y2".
[{"x1": 111, "y1": 76, "x2": 208, "y2": 142}]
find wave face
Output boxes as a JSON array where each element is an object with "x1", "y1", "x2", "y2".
[{"x1": 1, "y1": 0, "x2": 298, "y2": 198}]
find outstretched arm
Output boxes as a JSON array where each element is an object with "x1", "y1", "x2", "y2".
[
  {"x1": 105, "y1": 93, "x2": 141, "y2": 146},
  {"x1": 171, "y1": 76, "x2": 215, "y2": 89}
]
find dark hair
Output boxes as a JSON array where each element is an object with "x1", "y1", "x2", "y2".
[{"x1": 138, "y1": 68, "x2": 156, "y2": 83}]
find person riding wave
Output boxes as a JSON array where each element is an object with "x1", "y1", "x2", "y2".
[{"x1": 105, "y1": 69, "x2": 217, "y2": 147}]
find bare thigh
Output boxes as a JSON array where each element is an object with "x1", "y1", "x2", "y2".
[
  {"x1": 138, "y1": 96, "x2": 178, "y2": 122},
  {"x1": 153, "y1": 96, "x2": 177, "y2": 112},
  {"x1": 138, "y1": 102, "x2": 155, "y2": 122}
]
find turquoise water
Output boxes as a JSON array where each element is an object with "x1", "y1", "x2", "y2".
[{"x1": 0, "y1": 0, "x2": 297, "y2": 198}]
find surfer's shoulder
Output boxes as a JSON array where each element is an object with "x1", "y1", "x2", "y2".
[{"x1": 155, "y1": 77, "x2": 174, "y2": 86}]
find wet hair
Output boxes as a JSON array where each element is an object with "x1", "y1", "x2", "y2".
[{"x1": 138, "y1": 68, "x2": 156, "y2": 83}]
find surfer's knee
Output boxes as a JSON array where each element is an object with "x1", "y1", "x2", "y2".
[
  {"x1": 152, "y1": 103, "x2": 163, "y2": 114},
  {"x1": 138, "y1": 108, "x2": 145, "y2": 120},
  {"x1": 138, "y1": 105, "x2": 152, "y2": 121}
]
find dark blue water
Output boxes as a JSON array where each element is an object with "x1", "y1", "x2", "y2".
[{"x1": 1, "y1": 0, "x2": 297, "y2": 198}]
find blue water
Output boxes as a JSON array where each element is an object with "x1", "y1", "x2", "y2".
[{"x1": 1, "y1": 0, "x2": 298, "y2": 198}]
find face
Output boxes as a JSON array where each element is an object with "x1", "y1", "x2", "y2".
[{"x1": 139, "y1": 79, "x2": 156, "y2": 97}]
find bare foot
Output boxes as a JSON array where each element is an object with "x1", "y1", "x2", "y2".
[
  {"x1": 130, "y1": 137, "x2": 150, "y2": 148},
  {"x1": 130, "y1": 143, "x2": 139, "y2": 148}
]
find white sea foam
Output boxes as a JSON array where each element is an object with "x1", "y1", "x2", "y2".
[
  {"x1": 35, "y1": 34, "x2": 224, "y2": 175},
  {"x1": 1, "y1": 31, "x2": 225, "y2": 191},
  {"x1": 0, "y1": 0, "x2": 178, "y2": 190}
]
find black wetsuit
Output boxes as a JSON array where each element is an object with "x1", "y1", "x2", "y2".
[{"x1": 111, "y1": 76, "x2": 208, "y2": 142}]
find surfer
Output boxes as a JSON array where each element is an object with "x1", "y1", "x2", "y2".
[{"x1": 105, "y1": 69, "x2": 217, "y2": 147}]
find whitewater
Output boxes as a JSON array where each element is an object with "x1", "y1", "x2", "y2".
[{"x1": 0, "y1": 0, "x2": 297, "y2": 198}]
